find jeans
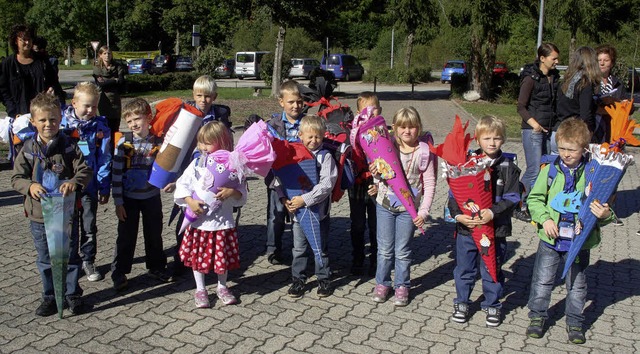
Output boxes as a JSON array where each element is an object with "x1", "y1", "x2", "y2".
[
  {"x1": 266, "y1": 188, "x2": 287, "y2": 256},
  {"x1": 30, "y1": 220, "x2": 82, "y2": 300},
  {"x1": 549, "y1": 131, "x2": 559, "y2": 155},
  {"x1": 453, "y1": 234, "x2": 507, "y2": 308},
  {"x1": 521, "y1": 129, "x2": 551, "y2": 196},
  {"x1": 291, "y1": 217, "x2": 330, "y2": 281},
  {"x1": 78, "y1": 192, "x2": 98, "y2": 263},
  {"x1": 111, "y1": 195, "x2": 166, "y2": 278},
  {"x1": 348, "y1": 182, "x2": 377, "y2": 264},
  {"x1": 375, "y1": 204, "x2": 414, "y2": 288},
  {"x1": 527, "y1": 240, "x2": 590, "y2": 327}
]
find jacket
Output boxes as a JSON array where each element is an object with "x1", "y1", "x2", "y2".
[
  {"x1": 11, "y1": 133, "x2": 92, "y2": 223},
  {"x1": 518, "y1": 63, "x2": 560, "y2": 130},
  {"x1": 92, "y1": 63, "x2": 126, "y2": 94},
  {"x1": 555, "y1": 81, "x2": 597, "y2": 132}
]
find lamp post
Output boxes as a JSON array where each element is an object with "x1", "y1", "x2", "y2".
[
  {"x1": 536, "y1": 0, "x2": 544, "y2": 52},
  {"x1": 106, "y1": 0, "x2": 110, "y2": 48}
]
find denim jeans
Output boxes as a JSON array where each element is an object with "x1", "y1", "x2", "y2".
[
  {"x1": 549, "y1": 131, "x2": 559, "y2": 155},
  {"x1": 266, "y1": 188, "x2": 287, "y2": 256},
  {"x1": 111, "y1": 195, "x2": 166, "y2": 278},
  {"x1": 30, "y1": 220, "x2": 82, "y2": 300},
  {"x1": 348, "y1": 182, "x2": 377, "y2": 263},
  {"x1": 375, "y1": 204, "x2": 415, "y2": 288},
  {"x1": 521, "y1": 129, "x2": 551, "y2": 196},
  {"x1": 291, "y1": 217, "x2": 330, "y2": 281},
  {"x1": 527, "y1": 240, "x2": 590, "y2": 327},
  {"x1": 78, "y1": 192, "x2": 98, "y2": 263},
  {"x1": 453, "y1": 234, "x2": 507, "y2": 308}
]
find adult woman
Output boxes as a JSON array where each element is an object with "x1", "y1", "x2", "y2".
[
  {"x1": 516, "y1": 43, "x2": 560, "y2": 222},
  {"x1": 593, "y1": 44, "x2": 628, "y2": 144},
  {"x1": 553, "y1": 46, "x2": 601, "y2": 153},
  {"x1": 0, "y1": 24, "x2": 64, "y2": 118},
  {"x1": 93, "y1": 46, "x2": 126, "y2": 135}
]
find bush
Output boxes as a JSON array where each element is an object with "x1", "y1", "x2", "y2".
[
  {"x1": 260, "y1": 52, "x2": 293, "y2": 86},
  {"x1": 363, "y1": 66, "x2": 432, "y2": 84},
  {"x1": 127, "y1": 72, "x2": 200, "y2": 93},
  {"x1": 493, "y1": 72, "x2": 520, "y2": 104},
  {"x1": 450, "y1": 73, "x2": 469, "y2": 97},
  {"x1": 194, "y1": 45, "x2": 225, "y2": 77}
]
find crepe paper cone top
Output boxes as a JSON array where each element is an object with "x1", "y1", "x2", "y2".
[
  {"x1": 604, "y1": 100, "x2": 640, "y2": 146},
  {"x1": 428, "y1": 115, "x2": 473, "y2": 165}
]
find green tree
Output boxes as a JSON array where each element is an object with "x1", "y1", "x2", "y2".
[
  {"x1": 194, "y1": 44, "x2": 225, "y2": 76},
  {"x1": 389, "y1": 0, "x2": 439, "y2": 68},
  {"x1": 0, "y1": 0, "x2": 31, "y2": 57}
]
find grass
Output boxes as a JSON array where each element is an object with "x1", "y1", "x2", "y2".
[{"x1": 458, "y1": 101, "x2": 521, "y2": 139}]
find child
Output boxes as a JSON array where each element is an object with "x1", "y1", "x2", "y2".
[
  {"x1": 11, "y1": 93, "x2": 92, "y2": 316},
  {"x1": 448, "y1": 116, "x2": 521, "y2": 326},
  {"x1": 174, "y1": 121, "x2": 246, "y2": 307},
  {"x1": 526, "y1": 118, "x2": 614, "y2": 344},
  {"x1": 265, "y1": 80, "x2": 304, "y2": 265},
  {"x1": 370, "y1": 107, "x2": 437, "y2": 306},
  {"x1": 349, "y1": 92, "x2": 380, "y2": 275},
  {"x1": 110, "y1": 98, "x2": 173, "y2": 291},
  {"x1": 61, "y1": 82, "x2": 111, "y2": 282},
  {"x1": 278, "y1": 115, "x2": 337, "y2": 298}
]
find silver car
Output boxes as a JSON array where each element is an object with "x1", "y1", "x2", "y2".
[{"x1": 289, "y1": 58, "x2": 320, "y2": 79}]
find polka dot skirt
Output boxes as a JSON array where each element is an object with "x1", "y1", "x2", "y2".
[{"x1": 179, "y1": 227, "x2": 240, "y2": 274}]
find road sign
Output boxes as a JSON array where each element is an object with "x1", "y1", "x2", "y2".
[
  {"x1": 91, "y1": 41, "x2": 100, "y2": 52},
  {"x1": 192, "y1": 25, "x2": 200, "y2": 47}
]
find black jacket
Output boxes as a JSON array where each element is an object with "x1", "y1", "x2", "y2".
[{"x1": 518, "y1": 63, "x2": 560, "y2": 130}]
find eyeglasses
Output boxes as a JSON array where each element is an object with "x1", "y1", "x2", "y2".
[{"x1": 18, "y1": 37, "x2": 31, "y2": 43}]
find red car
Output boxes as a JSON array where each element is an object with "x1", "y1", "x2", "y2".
[{"x1": 493, "y1": 62, "x2": 509, "y2": 78}]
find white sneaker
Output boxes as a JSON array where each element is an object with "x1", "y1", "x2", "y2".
[{"x1": 83, "y1": 261, "x2": 104, "y2": 282}]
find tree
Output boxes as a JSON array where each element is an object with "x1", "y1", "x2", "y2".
[
  {"x1": 389, "y1": 0, "x2": 439, "y2": 68},
  {"x1": 0, "y1": 0, "x2": 31, "y2": 57}
]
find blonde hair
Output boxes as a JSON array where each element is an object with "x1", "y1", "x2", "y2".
[
  {"x1": 30, "y1": 92, "x2": 61, "y2": 117},
  {"x1": 392, "y1": 107, "x2": 422, "y2": 135},
  {"x1": 278, "y1": 80, "x2": 301, "y2": 99},
  {"x1": 555, "y1": 118, "x2": 591, "y2": 148},
  {"x1": 95, "y1": 45, "x2": 112, "y2": 69},
  {"x1": 356, "y1": 92, "x2": 380, "y2": 113},
  {"x1": 562, "y1": 46, "x2": 601, "y2": 95},
  {"x1": 299, "y1": 115, "x2": 327, "y2": 136},
  {"x1": 122, "y1": 98, "x2": 151, "y2": 120},
  {"x1": 197, "y1": 121, "x2": 233, "y2": 151},
  {"x1": 475, "y1": 115, "x2": 506, "y2": 139},
  {"x1": 193, "y1": 75, "x2": 218, "y2": 95},
  {"x1": 73, "y1": 81, "x2": 100, "y2": 100}
]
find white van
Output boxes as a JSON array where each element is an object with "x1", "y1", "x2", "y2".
[{"x1": 235, "y1": 51, "x2": 270, "y2": 79}]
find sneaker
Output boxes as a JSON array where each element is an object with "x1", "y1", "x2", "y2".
[
  {"x1": 194, "y1": 290, "x2": 210, "y2": 308},
  {"x1": 451, "y1": 303, "x2": 469, "y2": 323},
  {"x1": 612, "y1": 217, "x2": 624, "y2": 226},
  {"x1": 513, "y1": 209, "x2": 532, "y2": 223},
  {"x1": 82, "y1": 261, "x2": 104, "y2": 282},
  {"x1": 35, "y1": 298, "x2": 57, "y2": 317},
  {"x1": 526, "y1": 318, "x2": 545, "y2": 338},
  {"x1": 317, "y1": 279, "x2": 332, "y2": 297},
  {"x1": 267, "y1": 252, "x2": 284, "y2": 265},
  {"x1": 112, "y1": 275, "x2": 129, "y2": 292},
  {"x1": 637, "y1": 230, "x2": 640, "y2": 236},
  {"x1": 567, "y1": 326, "x2": 586, "y2": 344},
  {"x1": 216, "y1": 286, "x2": 237, "y2": 305},
  {"x1": 393, "y1": 286, "x2": 409, "y2": 307},
  {"x1": 148, "y1": 269, "x2": 173, "y2": 283},
  {"x1": 371, "y1": 284, "x2": 391, "y2": 303},
  {"x1": 288, "y1": 278, "x2": 306, "y2": 298},
  {"x1": 485, "y1": 307, "x2": 501, "y2": 327},
  {"x1": 65, "y1": 296, "x2": 85, "y2": 315}
]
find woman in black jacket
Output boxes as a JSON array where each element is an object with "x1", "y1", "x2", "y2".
[{"x1": 93, "y1": 45, "x2": 126, "y2": 136}]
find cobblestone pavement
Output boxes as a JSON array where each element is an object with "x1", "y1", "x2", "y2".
[{"x1": 0, "y1": 88, "x2": 639, "y2": 353}]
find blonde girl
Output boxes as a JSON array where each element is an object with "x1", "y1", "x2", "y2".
[{"x1": 92, "y1": 45, "x2": 126, "y2": 136}]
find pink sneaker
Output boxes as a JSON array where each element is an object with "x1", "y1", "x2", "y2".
[
  {"x1": 194, "y1": 290, "x2": 210, "y2": 308},
  {"x1": 393, "y1": 286, "x2": 409, "y2": 307},
  {"x1": 371, "y1": 284, "x2": 391, "y2": 303},
  {"x1": 216, "y1": 286, "x2": 237, "y2": 305}
]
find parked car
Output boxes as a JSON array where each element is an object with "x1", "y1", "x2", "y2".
[
  {"x1": 149, "y1": 54, "x2": 175, "y2": 74},
  {"x1": 215, "y1": 59, "x2": 236, "y2": 78},
  {"x1": 235, "y1": 51, "x2": 270, "y2": 79},
  {"x1": 175, "y1": 56, "x2": 194, "y2": 71},
  {"x1": 320, "y1": 54, "x2": 364, "y2": 81},
  {"x1": 127, "y1": 58, "x2": 153, "y2": 74},
  {"x1": 441, "y1": 60, "x2": 467, "y2": 83},
  {"x1": 289, "y1": 58, "x2": 320, "y2": 79},
  {"x1": 492, "y1": 62, "x2": 509, "y2": 78}
]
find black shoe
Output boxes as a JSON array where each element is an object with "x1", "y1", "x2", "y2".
[
  {"x1": 113, "y1": 275, "x2": 129, "y2": 292},
  {"x1": 148, "y1": 269, "x2": 173, "y2": 283},
  {"x1": 485, "y1": 307, "x2": 501, "y2": 327},
  {"x1": 513, "y1": 209, "x2": 532, "y2": 223},
  {"x1": 351, "y1": 259, "x2": 364, "y2": 275},
  {"x1": 451, "y1": 303, "x2": 469, "y2": 323},
  {"x1": 35, "y1": 298, "x2": 57, "y2": 317},
  {"x1": 567, "y1": 326, "x2": 586, "y2": 344},
  {"x1": 65, "y1": 296, "x2": 85, "y2": 315},
  {"x1": 317, "y1": 279, "x2": 333, "y2": 297},
  {"x1": 171, "y1": 262, "x2": 187, "y2": 278},
  {"x1": 288, "y1": 278, "x2": 305, "y2": 298},
  {"x1": 526, "y1": 318, "x2": 545, "y2": 338},
  {"x1": 268, "y1": 253, "x2": 284, "y2": 265}
]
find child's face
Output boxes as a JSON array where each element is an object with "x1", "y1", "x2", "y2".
[
  {"x1": 477, "y1": 131, "x2": 504, "y2": 158},
  {"x1": 279, "y1": 92, "x2": 303, "y2": 122},
  {"x1": 299, "y1": 128, "x2": 323, "y2": 151},
  {"x1": 124, "y1": 113, "x2": 150, "y2": 138},
  {"x1": 197, "y1": 140, "x2": 220, "y2": 154},
  {"x1": 394, "y1": 124, "x2": 420, "y2": 147},
  {"x1": 30, "y1": 109, "x2": 61, "y2": 144},
  {"x1": 193, "y1": 90, "x2": 217, "y2": 113},
  {"x1": 557, "y1": 139, "x2": 584, "y2": 168},
  {"x1": 357, "y1": 98, "x2": 381, "y2": 116},
  {"x1": 71, "y1": 93, "x2": 99, "y2": 121}
]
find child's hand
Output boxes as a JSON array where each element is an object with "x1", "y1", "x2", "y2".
[
  {"x1": 162, "y1": 183, "x2": 176, "y2": 193},
  {"x1": 369, "y1": 162, "x2": 378, "y2": 176},
  {"x1": 455, "y1": 215, "x2": 476, "y2": 229},
  {"x1": 59, "y1": 182, "x2": 77, "y2": 197},
  {"x1": 115, "y1": 205, "x2": 127, "y2": 222},
  {"x1": 467, "y1": 209, "x2": 494, "y2": 225},
  {"x1": 367, "y1": 184, "x2": 378, "y2": 196},
  {"x1": 185, "y1": 197, "x2": 206, "y2": 215},
  {"x1": 215, "y1": 187, "x2": 241, "y2": 202},
  {"x1": 542, "y1": 219, "x2": 559, "y2": 238},
  {"x1": 590, "y1": 201, "x2": 611, "y2": 219},
  {"x1": 29, "y1": 183, "x2": 47, "y2": 201},
  {"x1": 413, "y1": 215, "x2": 425, "y2": 228},
  {"x1": 286, "y1": 196, "x2": 305, "y2": 213},
  {"x1": 98, "y1": 194, "x2": 110, "y2": 204}
]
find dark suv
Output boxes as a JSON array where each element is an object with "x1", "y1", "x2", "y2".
[{"x1": 150, "y1": 54, "x2": 175, "y2": 74}]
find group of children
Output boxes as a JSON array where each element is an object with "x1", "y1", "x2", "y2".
[{"x1": 11, "y1": 75, "x2": 616, "y2": 345}]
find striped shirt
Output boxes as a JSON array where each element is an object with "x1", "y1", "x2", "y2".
[{"x1": 111, "y1": 133, "x2": 161, "y2": 205}]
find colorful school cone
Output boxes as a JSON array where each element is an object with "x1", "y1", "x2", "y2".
[
  {"x1": 429, "y1": 116, "x2": 498, "y2": 282},
  {"x1": 561, "y1": 143, "x2": 633, "y2": 278},
  {"x1": 179, "y1": 121, "x2": 275, "y2": 234},
  {"x1": 605, "y1": 99, "x2": 640, "y2": 146},
  {"x1": 41, "y1": 192, "x2": 75, "y2": 319}
]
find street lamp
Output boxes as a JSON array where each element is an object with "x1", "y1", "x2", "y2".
[{"x1": 106, "y1": 0, "x2": 110, "y2": 48}]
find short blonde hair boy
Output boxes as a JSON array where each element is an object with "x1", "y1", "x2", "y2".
[
  {"x1": 122, "y1": 98, "x2": 152, "y2": 120},
  {"x1": 475, "y1": 115, "x2": 506, "y2": 139},
  {"x1": 299, "y1": 115, "x2": 326, "y2": 136},
  {"x1": 193, "y1": 75, "x2": 218, "y2": 95},
  {"x1": 555, "y1": 118, "x2": 591, "y2": 148},
  {"x1": 30, "y1": 92, "x2": 61, "y2": 117},
  {"x1": 73, "y1": 82, "x2": 100, "y2": 100},
  {"x1": 278, "y1": 80, "x2": 301, "y2": 99}
]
